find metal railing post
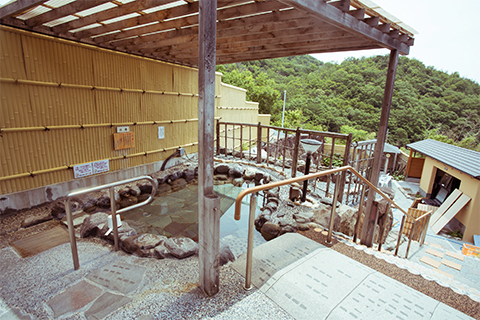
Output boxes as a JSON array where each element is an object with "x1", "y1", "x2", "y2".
[
  {"x1": 394, "y1": 215, "x2": 406, "y2": 256},
  {"x1": 65, "y1": 198, "x2": 79, "y2": 270},
  {"x1": 65, "y1": 175, "x2": 156, "y2": 270},
  {"x1": 327, "y1": 174, "x2": 341, "y2": 243},
  {"x1": 257, "y1": 122, "x2": 262, "y2": 163},
  {"x1": 110, "y1": 186, "x2": 119, "y2": 251},
  {"x1": 353, "y1": 184, "x2": 366, "y2": 243},
  {"x1": 244, "y1": 192, "x2": 257, "y2": 291}
]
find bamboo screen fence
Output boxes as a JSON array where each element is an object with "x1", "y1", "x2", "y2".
[{"x1": 0, "y1": 27, "x2": 265, "y2": 195}]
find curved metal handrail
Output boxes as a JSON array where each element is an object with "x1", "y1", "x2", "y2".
[
  {"x1": 234, "y1": 166, "x2": 409, "y2": 220},
  {"x1": 65, "y1": 175, "x2": 157, "y2": 270},
  {"x1": 234, "y1": 165, "x2": 419, "y2": 290}
]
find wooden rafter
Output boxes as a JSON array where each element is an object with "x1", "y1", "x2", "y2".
[{"x1": 0, "y1": 0, "x2": 415, "y2": 67}]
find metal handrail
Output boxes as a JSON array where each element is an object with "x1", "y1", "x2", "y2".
[
  {"x1": 234, "y1": 165, "x2": 417, "y2": 290},
  {"x1": 65, "y1": 175, "x2": 157, "y2": 270}
]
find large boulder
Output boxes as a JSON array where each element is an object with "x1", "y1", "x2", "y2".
[
  {"x1": 218, "y1": 242, "x2": 236, "y2": 266},
  {"x1": 260, "y1": 221, "x2": 280, "y2": 241},
  {"x1": 164, "y1": 237, "x2": 199, "y2": 259},
  {"x1": 214, "y1": 164, "x2": 230, "y2": 174},
  {"x1": 80, "y1": 212, "x2": 109, "y2": 238},
  {"x1": 336, "y1": 204, "x2": 358, "y2": 237},
  {"x1": 312, "y1": 203, "x2": 339, "y2": 230},
  {"x1": 243, "y1": 167, "x2": 256, "y2": 180},
  {"x1": 121, "y1": 233, "x2": 167, "y2": 257},
  {"x1": 228, "y1": 164, "x2": 244, "y2": 178}
]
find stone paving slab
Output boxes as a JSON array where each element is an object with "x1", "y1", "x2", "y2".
[
  {"x1": 238, "y1": 233, "x2": 475, "y2": 320},
  {"x1": 87, "y1": 262, "x2": 145, "y2": 295},
  {"x1": 46, "y1": 280, "x2": 103, "y2": 318},
  {"x1": 85, "y1": 292, "x2": 131, "y2": 320},
  {"x1": 231, "y1": 233, "x2": 324, "y2": 288}
]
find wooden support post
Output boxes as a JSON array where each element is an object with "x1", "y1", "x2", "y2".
[
  {"x1": 291, "y1": 127, "x2": 301, "y2": 178},
  {"x1": 198, "y1": 0, "x2": 220, "y2": 296},
  {"x1": 360, "y1": 49, "x2": 399, "y2": 247},
  {"x1": 257, "y1": 122, "x2": 262, "y2": 163}
]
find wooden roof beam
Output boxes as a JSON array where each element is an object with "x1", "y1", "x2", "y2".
[
  {"x1": 96, "y1": 0, "x2": 294, "y2": 45},
  {"x1": 329, "y1": 0, "x2": 350, "y2": 12},
  {"x1": 280, "y1": 0, "x2": 409, "y2": 54},
  {"x1": 363, "y1": 16, "x2": 379, "y2": 27},
  {"x1": 52, "y1": 0, "x2": 170, "y2": 34},
  {"x1": 73, "y1": 1, "x2": 199, "y2": 39},
  {"x1": 375, "y1": 23, "x2": 390, "y2": 33},
  {"x1": 348, "y1": 8, "x2": 365, "y2": 20},
  {"x1": 25, "y1": 0, "x2": 111, "y2": 27},
  {"x1": 0, "y1": 0, "x2": 47, "y2": 20}
]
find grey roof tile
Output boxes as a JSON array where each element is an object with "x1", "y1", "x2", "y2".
[{"x1": 407, "y1": 139, "x2": 480, "y2": 179}]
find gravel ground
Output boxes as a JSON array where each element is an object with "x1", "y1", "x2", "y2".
[{"x1": 298, "y1": 228, "x2": 480, "y2": 320}]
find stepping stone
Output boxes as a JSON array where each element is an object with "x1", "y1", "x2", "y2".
[
  {"x1": 426, "y1": 248, "x2": 444, "y2": 258},
  {"x1": 47, "y1": 280, "x2": 103, "y2": 318},
  {"x1": 87, "y1": 263, "x2": 145, "y2": 294},
  {"x1": 85, "y1": 292, "x2": 131, "y2": 320},
  {"x1": 420, "y1": 256, "x2": 441, "y2": 268},
  {"x1": 445, "y1": 250, "x2": 464, "y2": 261},
  {"x1": 441, "y1": 259, "x2": 462, "y2": 271}
]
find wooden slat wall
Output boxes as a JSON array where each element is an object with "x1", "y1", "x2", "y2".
[{"x1": 0, "y1": 27, "x2": 259, "y2": 194}]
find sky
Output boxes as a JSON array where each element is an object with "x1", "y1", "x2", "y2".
[
  {"x1": 311, "y1": 0, "x2": 480, "y2": 84},
  {"x1": 0, "y1": 0, "x2": 478, "y2": 83}
]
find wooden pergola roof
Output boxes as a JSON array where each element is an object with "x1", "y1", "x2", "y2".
[{"x1": 0, "y1": 0, "x2": 415, "y2": 67}]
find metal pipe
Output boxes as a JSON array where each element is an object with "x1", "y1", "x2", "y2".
[
  {"x1": 394, "y1": 215, "x2": 406, "y2": 256},
  {"x1": 110, "y1": 186, "x2": 119, "y2": 251},
  {"x1": 65, "y1": 175, "x2": 157, "y2": 269},
  {"x1": 244, "y1": 192, "x2": 257, "y2": 290},
  {"x1": 353, "y1": 184, "x2": 366, "y2": 243},
  {"x1": 327, "y1": 175, "x2": 340, "y2": 244},
  {"x1": 301, "y1": 153, "x2": 312, "y2": 202},
  {"x1": 65, "y1": 198, "x2": 79, "y2": 270}
]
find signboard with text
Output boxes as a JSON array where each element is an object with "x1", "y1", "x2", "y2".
[
  {"x1": 73, "y1": 163, "x2": 93, "y2": 178},
  {"x1": 114, "y1": 132, "x2": 135, "y2": 150},
  {"x1": 93, "y1": 159, "x2": 109, "y2": 174}
]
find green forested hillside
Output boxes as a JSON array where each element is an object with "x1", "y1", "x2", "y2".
[{"x1": 216, "y1": 55, "x2": 480, "y2": 151}]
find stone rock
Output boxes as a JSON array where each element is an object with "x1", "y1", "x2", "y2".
[
  {"x1": 154, "y1": 243, "x2": 170, "y2": 259},
  {"x1": 114, "y1": 221, "x2": 138, "y2": 241},
  {"x1": 118, "y1": 196, "x2": 138, "y2": 209},
  {"x1": 156, "y1": 174, "x2": 169, "y2": 185},
  {"x1": 293, "y1": 211, "x2": 314, "y2": 224},
  {"x1": 297, "y1": 223, "x2": 310, "y2": 231},
  {"x1": 170, "y1": 178, "x2": 187, "y2": 190},
  {"x1": 168, "y1": 171, "x2": 183, "y2": 181},
  {"x1": 264, "y1": 201, "x2": 278, "y2": 211},
  {"x1": 164, "y1": 237, "x2": 199, "y2": 259},
  {"x1": 138, "y1": 183, "x2": 153, "y2": 195},
  {"x1": 265, "y1": 189, "x2": 279, "y2": 199},
  {"x1": 262, "y1": 174, "x2": 272, "y2": 184},
  {"x1": 279, "y1": 224, "x2": 297, "y2": 235},
  {"x1": 337, "y1": 204, "x2": 358, "y2": 237},
  {"x1": 218, "y1": 242, "x2": 236, "y2": 266},
  {"x1": 183, "y1": 168, "x2": 196, "y2": 182},
  {"x1": 83, "y1": 199, "x2": 97, "y2": 213},
  {"x1": 312, "y1": 203, "x2": 339, "y2": 230},
  {"x1": 254, "y1": 213, "x2": 270, "y2": 232},
  {"x1": 215, "y1": 174, "x2": 229, "y2": 181},
  {"x1": 243, "y1": 167, "x2": 256, "y2": 180},
  {"x1": 289, "y1": 187, "x2": 302, "y2": 201},
  {"x1": 254, "y1": 172, "x2": 264, "y2": 181},
  {"x1": 51, "y1": 200, "x2": 81, "y2": 220},
  {"x1": 156, "y1": 183, "x2": 171, "y2": 194},
  {"x1": 214, "y1": 164, "x2": 230, "y2": 174},
  {"x1": 96, "y1": 196, "x2": 112, "y2": 209},
  {"x1": 228, "y1": 164, "x2": 244, "y2": 178},
  {"x1": 137, "y1": 193, "x2": 150, "y2": 203},
  {"x1": 121, "y1": 233, "x2": 167, "y2": 256},
  {"x1": 80, "y1": 212, "x2": 108, "y2": 238},
  {"x1": 232, "y1": 178, "x2": 243, "y2": 187},
  {"x1": 21, "y1": 214, "x2": 53, "y2": 228},
  {"x1": 260, "y1": 221, "x2": 280, "y2": 241}
]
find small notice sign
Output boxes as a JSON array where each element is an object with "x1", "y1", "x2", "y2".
[
  {"x1": 73, "y1": 163, "x2": 93, "y2": 178},
  {"x1": 114, "y1": 132, "x2": 135, "y2": 150},
  {"x1": 93, "y1": 159, "x2": 109, "y2": 174}
]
